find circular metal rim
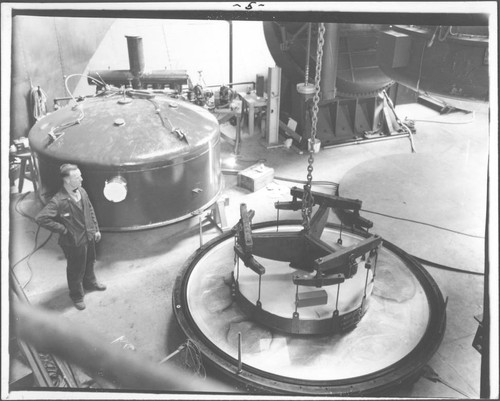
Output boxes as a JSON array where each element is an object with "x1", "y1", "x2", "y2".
[{"x1": 173, "y1": 220, "x2": 446, "y2": 396}]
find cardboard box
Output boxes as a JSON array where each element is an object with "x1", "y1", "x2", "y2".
[{"x1": 237, "y1": 163, "x2": 274, "y2": 192}]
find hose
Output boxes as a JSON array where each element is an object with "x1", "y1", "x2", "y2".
[
  {"x1": 64, "y1": 73, "x2": 106, "y2": 103},
  {"x1": 12, "y1": 192, "x2": 53, "y2": 288},
  {"x1": 360, "y1": 208, "x2": 484, "y2": 239},
  {"x1": 383, "y1": 90, "x2": 416, "y2": 153}
]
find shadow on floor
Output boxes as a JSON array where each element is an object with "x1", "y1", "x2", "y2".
[
  {"x1": 37, "y1": 286, "x2": 74, "y2": 312},
  {"x1": 96, "y1": 218, "x2": 218, "y2": 265}
]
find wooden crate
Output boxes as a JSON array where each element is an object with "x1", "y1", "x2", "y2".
[{"x1": 237, "y1": 163, "x2": 274, "y2": 192}]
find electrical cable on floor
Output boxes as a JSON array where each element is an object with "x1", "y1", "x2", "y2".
[
  {"x1": 360, "y1": 208, "x2": 484, "y2": 239},
  {"x1": 382, "y1": 90, "x2": 416, "y2": 153},
  {"x1": 13, "y1": 193, "x2": 116, "y2": 389},
  {"x1": 184, "y1": 339, "x2": 206, "y2": 379},
  {"x1": 158, "y1": 340, "x2": 206, "y2": 379},
  {"x1": 12, "y1": 192, "x2": 53, "y2": 288},
  {"x1": 401, "y1": 121, "x2": 417, "y2": 153},
  {"x1": 421, "y1": 364, "x2": 473, "y2": 398},
  {"x1": 15, "y1": 192, "x2": 36, "y2": 222},
  {"x1": 410, "y1": 111, "x2": 476, "y2": 125},
  {"x1": 360, "y1": 209, "x2": 485, "y2": 276}
]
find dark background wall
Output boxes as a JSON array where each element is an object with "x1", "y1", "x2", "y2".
[{"x1": 10, "y1": 16, "x2": 114, "y2": 140}]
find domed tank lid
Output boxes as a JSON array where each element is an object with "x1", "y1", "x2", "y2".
[{"x1": 29, "y1": 93, "x2": 220, "y2": 168}]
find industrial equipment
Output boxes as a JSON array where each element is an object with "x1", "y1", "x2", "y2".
[
  {"x1": 231, "y1": 191, "x2": 382, "y2": 336},
  {"x1": 173, "y1": 202, "x2": 446, "y2": 395},
  {"x1": 28, "y1": 36, "x2": 223, "y2": 231},
  {"x1": 264, "y1": 21, "x2": 489, "y2": 147},
  {"x1": 173, "y1": 34, "x2": 446, "y2": 392},
  {"x1": 263, "y1": 22, "x2": 412, "y2": 148},
  {"x1": 264, "y1": 23, "x2": 394, "y2": 97},
  {"x1": 87, "y1": 36, "x2": 188, "y2": 92},
  {"x1": 377, "y1": 25, "x2": 489, "y2": 108}
]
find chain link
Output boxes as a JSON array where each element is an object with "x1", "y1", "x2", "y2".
[{"x1": 301, "y1": 22, "x2": 325, "y2": 231}]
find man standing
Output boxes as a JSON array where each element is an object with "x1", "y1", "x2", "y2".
[{"x1": 36, "y1": 164, "x2": 106, "y2": 310}]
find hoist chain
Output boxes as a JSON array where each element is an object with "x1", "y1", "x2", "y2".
[
  {"x1": 301, "y1": 22, "x2": 325, "y2": 232},
  {"x1": 304, "y1": 23, "x2": 312, "y2": 86}
]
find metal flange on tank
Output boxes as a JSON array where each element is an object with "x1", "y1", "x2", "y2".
[{"x1": 173, "y1": 188, "x2": 446, "y2": 395}]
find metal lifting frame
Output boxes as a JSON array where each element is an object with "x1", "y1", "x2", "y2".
[{"x1": 232, "y1": 188, "x2": 382, "y2": 288}]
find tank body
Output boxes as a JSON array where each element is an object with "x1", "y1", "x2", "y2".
[{"x1": 29, "y1": 93, "x2": 223, "y2": 231}]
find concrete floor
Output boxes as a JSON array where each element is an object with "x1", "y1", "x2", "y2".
[{"x1": 8, "y1": 102, "x2": 490, "y2": 398}]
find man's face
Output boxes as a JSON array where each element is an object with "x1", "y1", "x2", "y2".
[{"x1": 66, "y1": 169, "x2": 83, "y2": 190}]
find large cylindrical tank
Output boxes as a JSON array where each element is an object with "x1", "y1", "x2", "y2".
[{"x1": 29, "y1": 92, "x2": 223, "y2": 231}]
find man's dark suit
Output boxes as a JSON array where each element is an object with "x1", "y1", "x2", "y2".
[{"x1": 36, "y1": 187, "x2": 100, "y2": 302}]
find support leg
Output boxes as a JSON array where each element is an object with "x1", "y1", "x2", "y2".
[{"x1": 248, "y1": 103, "x2": 255, "y2": 136}]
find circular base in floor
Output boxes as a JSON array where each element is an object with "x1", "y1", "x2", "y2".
[{"x1": 173, "y1": 221, "x2": 446, "y2": 395}]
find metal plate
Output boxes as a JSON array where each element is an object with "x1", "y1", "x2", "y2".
[{"x1": 173, "y1": 221, "x2": 446, "y2": 395}]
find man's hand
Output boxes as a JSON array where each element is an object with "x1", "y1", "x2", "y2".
[{"x1": 95, "y1": 231, "x2": 102, "y2": 243}]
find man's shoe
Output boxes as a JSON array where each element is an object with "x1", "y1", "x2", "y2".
[
  {"x1": 85, "y1": 282, "x2": 107, "y2": 292},
  {"x1": 73, "y1": 300, "x2": 86, "y2": 310}
]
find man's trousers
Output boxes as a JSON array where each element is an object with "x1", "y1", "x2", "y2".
[{"x1": 61, "y1": 240, "x2": 97, "y2": 302}]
